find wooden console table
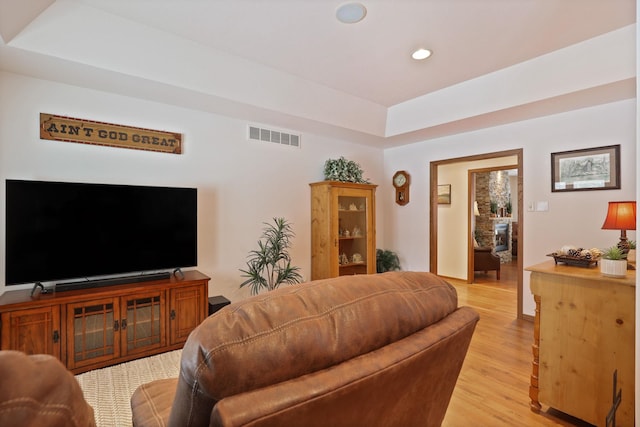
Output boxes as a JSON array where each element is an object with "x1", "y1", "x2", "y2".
[
  {"x1": 0, "y1": 270, "x2": 209, "y2": 374},
  {"x1": 527, "y1": 261, "x2": 635, "y2": 426}
]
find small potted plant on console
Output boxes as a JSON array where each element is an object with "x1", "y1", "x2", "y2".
[{"x1": 600, "y1": 246, "x2": 627, "y2": 278}]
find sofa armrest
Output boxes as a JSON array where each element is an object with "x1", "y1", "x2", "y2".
[{"x1": 0, "y1": 351, "x2": 95, "y2": 427}]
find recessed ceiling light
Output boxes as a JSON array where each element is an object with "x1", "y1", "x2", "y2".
[
  {"x1": 336, "y1": 3, "x2": 367, "y2": 24},
  {"x1": 412, "y1": 48, "x2": 433, "y2": 60}
]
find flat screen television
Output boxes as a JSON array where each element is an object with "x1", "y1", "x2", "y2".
[{"x1": 5, "y1": 179, "x2": 197, "y2": 289}]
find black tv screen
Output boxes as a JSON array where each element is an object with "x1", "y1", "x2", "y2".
[{"x1": 5, "y1": 180, "x2": 197, "y2": 286}]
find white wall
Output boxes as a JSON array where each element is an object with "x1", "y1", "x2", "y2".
[
  {"x1": 0, "y1": 71, "x2": 384, "y2": 300},
  {"x1": 383, "y1": 98, "x2": 636, "y2": 316},
  {"x1": 436, "y1": 163, "x2": 470, "y2": 278}
]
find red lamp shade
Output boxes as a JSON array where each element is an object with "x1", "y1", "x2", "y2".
[
  {"x1": 602, "y1": 201, "x2": 636, "y2": 252},
  {"x1": 601, "y1": 201, "x2": 636, "y2": 231}
]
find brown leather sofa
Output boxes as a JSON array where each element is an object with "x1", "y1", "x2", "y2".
[
  {"x1": 0, "y1": 350, "x2": 95, "y2": 427},
  {"x1": 131, "y1": 271, "x2": 479, "y2": 427},
  {"x1": 474, "y1": 247, "x2": 501, "y2": 279}
]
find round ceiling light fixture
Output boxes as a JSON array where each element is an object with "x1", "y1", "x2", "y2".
[
  {"x1": 412, "y1": 48, "x2": 433, "y2": 60},
  {"x1": 336, "y1": 3, "x2": 367, "y2": 24}
]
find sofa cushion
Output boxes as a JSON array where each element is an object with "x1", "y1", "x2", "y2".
[
  {"x1": 170, "y1": 271, "x2": 459, "y2": 426},
  {"x1": 131, "y1": 378, "x2": 178, "y2": 427}
]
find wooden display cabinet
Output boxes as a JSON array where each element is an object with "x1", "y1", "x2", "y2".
[
  {"x1": 310, "y1": 181, "x2": 377, "y2": 280},
  {"x1": 0, "y1": 270, "x2": 209, "y2": 374}
]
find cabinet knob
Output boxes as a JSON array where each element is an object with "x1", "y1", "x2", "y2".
[
  {"x1": 170, "y1": 309, "x2": 176, "y2": 320},
  {"x1": 52, "y1": 330, "x2": 60, "y2": 343},
  {"x1": 114, "y1": 320, "x2": 119, "y2": 331}
]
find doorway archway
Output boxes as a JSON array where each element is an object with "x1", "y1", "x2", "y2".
[{"x1": 429, "y1": 148, "x2": 524, "y2": 319}]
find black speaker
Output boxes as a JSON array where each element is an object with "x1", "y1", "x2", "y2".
[{"x1": 208, "y1": 295, "x2": 231, "y2": 315}]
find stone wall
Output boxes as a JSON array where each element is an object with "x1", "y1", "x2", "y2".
[
  {"x1": 475, "y1": 171, "x2": 513, "y2": 263},
  {"x1": 475, "y1": 172, "x2": 493, "y2": 247},
  {"x1": 490, "y1": 170, "x2": 511, "y2": 215}
]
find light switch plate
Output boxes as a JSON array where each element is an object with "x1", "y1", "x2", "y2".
[{"x1": 536, "y1": 201, "x2": 549, "y2": 211}]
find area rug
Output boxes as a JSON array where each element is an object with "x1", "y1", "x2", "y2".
[{"x1": 75, "y1": 350, "x2": 182, "y2": 427}]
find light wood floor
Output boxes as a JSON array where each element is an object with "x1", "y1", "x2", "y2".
[{"x1": 441, "y1": 260, "x2": 593, "y2": 427}]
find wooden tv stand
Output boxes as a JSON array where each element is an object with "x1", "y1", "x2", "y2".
[{"x1": 0, "y1": 270, "x2": 209, "y2": 374}]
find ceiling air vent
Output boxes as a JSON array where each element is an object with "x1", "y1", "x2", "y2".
[{"x1": 248, "y1": 125, "x2": 300, "y2": 148}]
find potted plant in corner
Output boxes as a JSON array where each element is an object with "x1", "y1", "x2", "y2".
[
  {"x1": 240, "y1": 217, "x2": 303, "y2": 295},
  {"x1": 600, "y1": 246, "x2": 627, "y2": 278},
  {"x1": 376, "y1": 249, "x2": 401, "y2": 273}
]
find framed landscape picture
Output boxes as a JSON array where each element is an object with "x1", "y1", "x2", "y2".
[
  {"x1": 437, "y1": 184, "x2": 451, "y2": 204},
  {"x1": 551, "y1": 145, "x2": 620, "y2": 192}
]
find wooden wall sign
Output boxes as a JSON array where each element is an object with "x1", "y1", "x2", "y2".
[{"x1": 40, "y1": 113, "x2": 182, "y2": 154}]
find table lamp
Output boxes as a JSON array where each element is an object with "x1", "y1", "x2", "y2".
[{"x1": 601, "y1": 201, "x2": 636, "y2": 252}]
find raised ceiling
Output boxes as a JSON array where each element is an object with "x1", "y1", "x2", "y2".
[{"x1": 0, "y1": 0, "x2": 636, "y2": 147}]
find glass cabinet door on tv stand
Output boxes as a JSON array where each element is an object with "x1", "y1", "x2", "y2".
[
  {"x1": 66, "y1": 290, "x2": 165, "y2": 370},
  {"x1": 122, "y1": 291, "x2": 165, "y2": 356},
  {"x1": 66, "y1": 297, "x2": 120, "y2": 370},
  {"x1": 310, "y1": 181, "x2": 377, "y2": 280}
]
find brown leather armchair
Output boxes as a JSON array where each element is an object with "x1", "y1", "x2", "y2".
[
  {"x1": 0, "y1": 351, "x2": 95, "y2": 427},
  {"x1": 474, "y1": 247, "x2": 501, "y2": 279},
  {"x1": 131, "y1": 271, "x2": 479, "y2": 427}
]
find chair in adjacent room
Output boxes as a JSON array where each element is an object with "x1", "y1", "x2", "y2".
[{"x1": 474, "y1": 247, "x2": 501, "y2": 279}]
